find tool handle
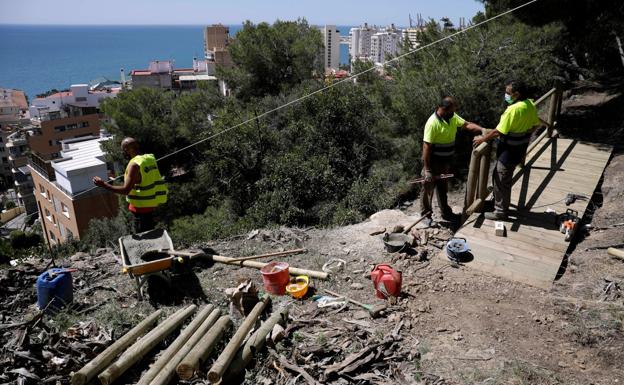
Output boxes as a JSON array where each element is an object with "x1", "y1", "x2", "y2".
[
  {"x1": 408, "y1": 174, "x2": 454, "y2": 184},
  {"x1": 323, "y1": 289, "x2": 368, "y2": 308},
  {"x1": 403, "y1": 211, "x2": 432, "y2": 234}
]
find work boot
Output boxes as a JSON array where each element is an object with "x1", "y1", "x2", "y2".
[
  {"x1": 484, "y1": 211, "x2": 508, "y2": 220},
  {"x1": 441, "y1": 210, "x2": 461, "y2": 222}
]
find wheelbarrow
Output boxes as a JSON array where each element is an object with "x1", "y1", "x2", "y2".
[{"x1": 119, "y1": 229, "x2": 205, "y2": 299}]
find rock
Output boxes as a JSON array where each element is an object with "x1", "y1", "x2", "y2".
[
  {"x1": 70, "y1": 252, "x2": 90, "y2": 261},
  {"x1": 95, "y1": 247, "x2": 112, "y2": 256},
  {"x1": 436, "y1": 327, "x2": 448, "y2": 332},
  {"x1": 350, "y1": 283, "x2": 365, "y2": 290},
  {"x1": 369, "y1": 228, "x2": 386, "y2": 236},
  {"x1": 452, "y1": 332, "x2": 464, "y2": 341},
  {"x1": 270, "y1": 324, "x2": 286, "y2": 343}
]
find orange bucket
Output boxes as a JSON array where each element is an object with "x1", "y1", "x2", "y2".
[
  {"x1": 260, "y1": 262, "x2": 290, "y2": 295},
  {"x1": 286, "y1": 275, "x2": 309, "y2": 299}
]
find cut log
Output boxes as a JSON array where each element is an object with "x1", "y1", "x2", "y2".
[
  {"x1": 98, "y1": 305, "x2": 196, "y2": 385},
  {"x1": 222, "y1": 307, "x2": 289, "y2": 382},
  {"x1": 608, "y1": 247, "x2": 624, "y2": 261},
  {"x1": 176, "y1": 315, "x2": 233, "y2": 380},
  {"x1": 210, "y1": 255, "x2": 328, "y2": 280},
  {"x1": 135, "y1": 305, "x2": 214, "y2": 385},
  {"x1": 226, "y1": 248, "x2": 307, "y2": 263},
  {"x1": 70, "y1": 309, "x2": 162, "y2": 385},
  {"x1": 207, "y1": 296, "x2": 271, "y2": 383},
  {"x1": 148, "y1": 308, "x2": 222, "y2": 385}
]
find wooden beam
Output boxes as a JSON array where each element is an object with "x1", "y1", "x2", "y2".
[
  {"x1": 70, "y1": 309, "x2": 163, "y2": 385},
  {"x1": 222, "y1": 307, "x2": 289, "y2": 382},
  {"x1": 98, "y1": 305, "x2": 197, "y2": 385},
  {"x1": 209, "y1": 255, "x2": 329, "y2": 280},
  {"x1": 135, "y1": 305, "x2": 214, "y2": 385},
  {"x1": 207, "y1": 296, "x2": 271, "y2": 383},
  {"x1": 463, "y1": 151, "x2": 481, "y2": 218},
  {"x1": 176, "y1": 315, "x2": 233, "y2": 380},
  {"x1": 608, "y1": 247, "x2": 624, "y2": 261},
  {"x1": 477, "y1": 145, "x2": 492, "y2": 200},
  {"x1": 534, "y1": 87, "x2": 556, "y2": 106},
  {"x1": 148, "y1": 308, "x2": 222, "y2": 385},
  {"x1": 465, "y1": 198, "x2": 483, "y2": 217}
]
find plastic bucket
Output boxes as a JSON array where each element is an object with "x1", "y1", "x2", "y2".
[
  {"x1": 260, "y1": 262, "x2": 290, "y2": 295},
  {"x1": 36, "y1": 268, "x2": 73, "y2": 313}
]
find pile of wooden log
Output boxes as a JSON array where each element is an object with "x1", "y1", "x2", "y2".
[{"x1": 71, "y1": 297, "x2": 288, "y2": 384}]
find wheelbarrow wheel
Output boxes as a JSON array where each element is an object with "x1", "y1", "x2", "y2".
[{"x1": 145, "y1": 274, "x2": 173, "y2": 305}]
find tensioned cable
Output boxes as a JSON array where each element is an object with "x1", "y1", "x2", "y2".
[{"x1": 77, "y1": 0, "x2": 539, "y2": 198}]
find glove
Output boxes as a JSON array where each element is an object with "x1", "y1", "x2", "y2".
[{"x1": 423, "y1": 169, "x2": 434, "y2": 183}]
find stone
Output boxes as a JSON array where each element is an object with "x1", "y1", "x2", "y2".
[
  {"x1": 350, "y1": 283, "x2": 365, "y2": 290},
  {"x1": 70, "y1": 252, "x2": 90, "y2": 261}
]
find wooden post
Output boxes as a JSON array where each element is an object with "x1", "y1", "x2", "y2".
[
  {"x1": 135, "y1": 305, "x2": 214, "y2": 385},
  {"x1": 608, "y1": 247, "x2": 624, "y2": 261},
  {"x1": 70, "y1": 309, "x2": 163, "y2": 385},
  {"x1": 477, "y1": 144, "x2": 492, "y2": 202},
  {"x1": 226, "y1": 248, "x2": 307, "y2": 263},
  {"x1": 98, "y1": 305, "x2": 197, "y2": 385},
  {"x1": 547, "y1": 80, "x2": 562, "y2": 137},
  {"x1": 222, "y1": 307, "x2": 289, "y2": 382},
  {"x1": 207, "y1": 296, "x2": 271, "y2": 383},
  {"x1": 463, "y1": 149, "x2": 482, "y2": 219},
  {"x1": 209, "y1": 255, "x2": 329, "y2": 280},
  {"x1": 148, "y1": 308, "x2": 222, "y2": 385},
  {"x1": 176, "y1": 315, "x2": 233, "y2": 380}
]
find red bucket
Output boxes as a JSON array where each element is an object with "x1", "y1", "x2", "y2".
[{"x1": 260, "y1": 262, "x2": 290, "y2": 295}]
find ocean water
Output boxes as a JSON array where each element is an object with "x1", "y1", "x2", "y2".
[{"x1": 0, "y1": 25, "x2": 352, "y2": 100}]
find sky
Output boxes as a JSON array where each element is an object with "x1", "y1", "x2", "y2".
[{"x1": 0, "y1": 0, "x2": 484, "y2": 26}]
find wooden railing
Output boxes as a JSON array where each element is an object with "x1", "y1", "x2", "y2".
[{"x1": 461, "y1": 80, "x2": 564, "y2": 221}]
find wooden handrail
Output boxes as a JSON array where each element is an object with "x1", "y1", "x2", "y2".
[{"x1": 534, "y1": 87, "x2": 556, "y2": 106}]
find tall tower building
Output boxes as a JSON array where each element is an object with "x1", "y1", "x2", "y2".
[{"x1": 321, "y1": 25, "x2": 340, "y2": 72}]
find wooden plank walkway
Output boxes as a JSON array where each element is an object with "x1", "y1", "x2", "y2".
[{"x1": 449, "y1": 138, "x2": 613, "y2": 288}]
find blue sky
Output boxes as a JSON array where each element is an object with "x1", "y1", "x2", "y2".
[{"x1": 0, "y1": 0, "x2": 484, "y2": 26}]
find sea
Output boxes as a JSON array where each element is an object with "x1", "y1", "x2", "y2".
[{"x1": 0, "y1": 24, "x2": 353, "y2": 100}]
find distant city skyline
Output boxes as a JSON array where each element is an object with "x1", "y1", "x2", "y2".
[{"x1": 0, "y1": 0, "x2": 484, "y2": 26}]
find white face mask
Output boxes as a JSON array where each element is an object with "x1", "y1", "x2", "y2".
[{"x1": 504, "y1": 93, "x2": 514, "y2": 104}]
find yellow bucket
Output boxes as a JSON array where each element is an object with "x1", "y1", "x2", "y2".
[{"x1": 286, "y1": 275, "x2": 309, "y2": 299}]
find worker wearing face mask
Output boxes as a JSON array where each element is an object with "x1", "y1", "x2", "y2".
[
  {"x1": 473, "y1": 80, "x2": 541, "y2": 220},
  {"x1": 420, "y1": 96, "x2": 487, "y2": 227}
]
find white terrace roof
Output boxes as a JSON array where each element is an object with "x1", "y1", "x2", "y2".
[{"x1": 52, "y1": 137, "x2": 110, "y2": 177}]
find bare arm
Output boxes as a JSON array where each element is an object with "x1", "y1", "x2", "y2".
[
  {"x1": 461, "y1": 121, "x2": 486, "y2": 135},
  {"x1": 422, "y1": 142, "x2": 433, "y2": 171},
  {"x1": 93, "y1": 163, "x2": 140, "y2": 195},
  {"x1": 473, "y1": 128, "x2": 500, "y2": 147}
]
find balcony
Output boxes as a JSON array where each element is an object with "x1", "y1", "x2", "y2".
[{"x1": 29, "y1": 153, "x2": 56, "y2": 181}]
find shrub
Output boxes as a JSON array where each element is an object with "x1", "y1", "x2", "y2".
[
  {"x1": 82, "y1": 213, "x2": 131, "y2": 250},
  {"x1": 9, "y1": 230, "x2": 41, "y2": 249},
  {"x1": 5, "y1": 201, "x2": 16, "y2": 209}
]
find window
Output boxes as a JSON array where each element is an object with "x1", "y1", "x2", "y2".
[
  {"x1": 49, "y1": 231, "x2": 56, "y2": 244},
  {"x1": 61, "y1": 202, "x2": 70, "y2": 218},
  {"x1": 52, "y1": 215, "x2": 57, "y2": 227},
  {"x1": 75, "y1": 97, "x2": 87, "y2": 102},
  {"x1": 66, "y1": 229, "x2": 74, "y2": 240},
  {"x1": 39, "y1": 184, "x2": 47, "y2": 198},
  {"x1": 44, "y1": 208, "x2": 52, "y2": 222}
]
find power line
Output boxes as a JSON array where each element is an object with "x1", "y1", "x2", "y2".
[{"x1": 76, "y1": 0, "x2": 539, "y2": 199}]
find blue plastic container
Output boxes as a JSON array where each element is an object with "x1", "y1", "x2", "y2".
[{"x1": 36, "y1": 268, "x2": 73, "y2": 313}]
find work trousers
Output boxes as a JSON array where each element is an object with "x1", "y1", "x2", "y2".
[
  {"x1": 133, "y1": 211, "x2": 155, "y2": 234},
  {"x1": 420, "y1": 160, "x2": 452, "y2": 217},
  {"x1": 492, "y1": 160, "x2": 515, "y2": 214}
]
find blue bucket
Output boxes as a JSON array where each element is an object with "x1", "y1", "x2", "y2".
[{"x1": 36, "y1": 268, "x2": 73, "y2": 313}]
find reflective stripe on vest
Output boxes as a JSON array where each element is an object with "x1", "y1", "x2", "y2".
[
  {"x1": 126, "y1": 154, "x2": 168, "y2": 208},
  {"x1": 501, "y1": 132, "x2": 530, "y2": 146},
  {"x1": 432, "y1": 141, "x2": 455, "y2": 156}
]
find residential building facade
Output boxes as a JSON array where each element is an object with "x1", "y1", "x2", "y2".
[
  {"x1": 321, "y1": 25, "x2": 341, "y2": 72},
  {"x1": 29, "y1": 137, "x2": 118, "y2": 246}
]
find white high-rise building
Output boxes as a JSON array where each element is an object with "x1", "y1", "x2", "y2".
[
  {"x1": 349, "y1": 28, "x2": 360, "y2": 59},
  {"x1": 321, "y1": 25, "x2": 340, "y2": 72},
  {"x1": 402, "y1": 28, "x2": 423, "y2": 49},
  {"x1": 370, "y1": 31, "x2": 401, "y2": 65}
]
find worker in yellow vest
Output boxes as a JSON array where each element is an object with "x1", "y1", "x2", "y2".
[
  {"x1": 93, "y1": 137, "x2": 168, "y2": 233},
  {"x1": 421, "y1": 96, "x2": 487, "y2": 227},
  {"x1": 473, "y1": 80, "x2": 541, "y2": 220}
]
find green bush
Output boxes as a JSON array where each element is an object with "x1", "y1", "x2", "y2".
[
  {"x1": 170, "y1": 201, "x2": 250, "y2": 246},
  {"x1": 82, "y1": 212, "x2": 131, "y2": 249},
  {"x1": 9, "y1": 230, "x2": 41, "y2": 249},
  {"x1": 5, "y1": 201, "x2": 16, "y2": 209}
]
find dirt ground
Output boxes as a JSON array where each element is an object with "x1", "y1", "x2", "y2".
[{"x1": 1, "y1": 81, "x2": 623, "y2": 385}]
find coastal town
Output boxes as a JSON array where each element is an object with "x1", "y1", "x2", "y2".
[{"x1": 1, "y1": 2, "x2": 624, "y2": 385}]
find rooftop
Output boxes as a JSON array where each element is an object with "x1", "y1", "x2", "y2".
[{"x1": 53, "y1": 137, "x2": 110, "y2": 177}]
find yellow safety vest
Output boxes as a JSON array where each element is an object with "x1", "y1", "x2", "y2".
[{"x1": 125, "y1": 154, "x2": 168, "y2": 208}]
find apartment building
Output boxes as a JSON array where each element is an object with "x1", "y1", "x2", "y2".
[
  {"x1": 5, "y1": 129, "x2": 36, "y2": 213},
  {"x1": 131, "y1": 59, "x2": 218, "y2": 91},
  {"x1": 370, "y1": 31, "x2": 401, "y2": 65},
  {"x1": 0, "y1": 88, "x2": 30, "y2": 183},
  {"x1": 321, "y1": 25, "x2": 341, "y2": 72},
  {"x1": 30, "y1": 136, "x2": 117, "y2": 245},
  {"x1": 204, "y1": 24, "x2": 230, "y2": 54}
]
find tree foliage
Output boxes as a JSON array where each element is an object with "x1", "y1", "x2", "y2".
[{"x1": 218, "y1": 19, "x2": 324, "y2": 99}]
